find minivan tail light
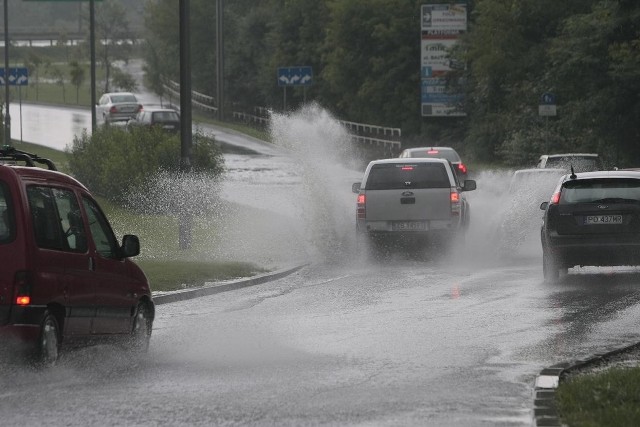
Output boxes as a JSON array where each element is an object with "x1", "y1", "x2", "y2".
[
  {"x1": 550, "y1": 191, "x2": 561, "y2": 205},
  {"x1": 13, "y1": 271, "x2": 32, "y2": 306},
  {"x1": 356, "y1": 194, "x2": 366, "y2": 219},
  {"x1": 16, "y1": 296, "x2": 30, "y2": 306}
]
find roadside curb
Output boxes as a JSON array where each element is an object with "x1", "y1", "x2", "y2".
[
  {"x1": 533, "y1": 341, "x2": 640, "y2": 426},
  {"x1": 152, "y1": 264, "x2": 308, "y2": 305}
]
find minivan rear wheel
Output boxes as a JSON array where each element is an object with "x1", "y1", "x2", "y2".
[
  {"x1": 131, "y1": 303, "x2": 152, "y2": 353},
  {"x1": 34, "y1": 311, "x2": 60, "y2": 367}
]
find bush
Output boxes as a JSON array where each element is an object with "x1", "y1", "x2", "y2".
[{"x1": 67, "y1": 126, "x2": 225, "y2": 204}]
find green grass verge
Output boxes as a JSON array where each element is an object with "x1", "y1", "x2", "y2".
[
  {"x1": 556, "y1": 367, "x2": 640, "y2": 426},
  {"x1": 135, "y1": 260, "x2": 265, "y2": 293}
]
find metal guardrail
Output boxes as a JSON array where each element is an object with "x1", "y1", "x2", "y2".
[
  {"x1": 162, "y1": 77, "x2": 401, "y2": 148},
  {"x1": 339, "y1": 120, "x2": 401, "y2": 139},
  {"x1": 232, "y1": 111, "x2": 268, "y2": 126}
]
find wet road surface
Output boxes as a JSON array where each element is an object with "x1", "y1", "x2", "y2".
[{"x1": 4, "y1": 102, "x2": 640, "y2": 426}]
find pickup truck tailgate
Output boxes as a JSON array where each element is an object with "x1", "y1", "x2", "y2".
[{"x1": 365, "y1": 188, "x2": 451, "y2": 221}]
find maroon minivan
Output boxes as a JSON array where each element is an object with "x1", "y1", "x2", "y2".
[{"x1": 0, "y1": 148, "x2": 154, "y2": 365}]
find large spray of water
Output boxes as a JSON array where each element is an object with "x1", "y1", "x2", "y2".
[
  {"x1": 116, "y1": 103, "x2": 362, "y2": 268},
  {"x1": 269, "y1": 103, "x2": 362, "y2": 264}
]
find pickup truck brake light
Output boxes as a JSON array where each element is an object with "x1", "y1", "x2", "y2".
[
  {"x1": 356, "y1": 194, "x2": 366, "y2": 219},
  {"x1": 450, "y1": 189, "x2": 461, "y2": 215}
]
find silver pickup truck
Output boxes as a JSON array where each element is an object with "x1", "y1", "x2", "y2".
[{"x1": 352, "y1": 158, "x2": 476, "y2": 255}]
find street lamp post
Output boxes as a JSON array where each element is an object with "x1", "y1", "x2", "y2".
[
  {"x1": 179, "y1": 0, "x2": 193, "y2": 250},
  {"x1": 90, "y1": 0, "x2": 97, "y2": 131},
  {"x1": 4, "y1": 0, "x2": 11, "y2": 146},
  {"x1": 216, "y1": 0, "x2": 224, "y2": 121}
]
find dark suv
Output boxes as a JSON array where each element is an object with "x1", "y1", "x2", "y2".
[
  {"x1": 398, "y1": 146, "x2": 468, "y2": 182},
  {"x1": 127, "y1": 107, "x2": 180, "y2": 133},
  {"x1": 0, "y1": 147, "x2": 154, "y2": 365},
  {"x1": 540, "y1": 170, "x2": 640, "y2": 282}
]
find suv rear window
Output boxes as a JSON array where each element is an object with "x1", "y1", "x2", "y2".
[
  {"x1": 560, "y1": 178, "x2": 640, "y2": 204},
  {"x1": 366, "y1": 163, "x2": 450, "y2": 190},
  {"x1": 152, "y1": 111, "x2": 179, "y2": 123}
]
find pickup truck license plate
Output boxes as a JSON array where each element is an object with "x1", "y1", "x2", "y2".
[
  {"x1": 584, "y1": 215, "x2": 623, "y2": 225},
  {"x1": 392, "y1": 221, "x2": 427, "y2": 231}
]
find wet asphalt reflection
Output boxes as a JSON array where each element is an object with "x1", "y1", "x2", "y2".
[{"x1": 4, "y1": 103, "x2": 640, "y2": 426}]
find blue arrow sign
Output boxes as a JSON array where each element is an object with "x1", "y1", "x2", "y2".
[
  {"x1": 0, "y1": 67, "x2": 29, "y2": 86},
  {"x1": 277, "y1": 66, "x2": 313, "y2": 87}
]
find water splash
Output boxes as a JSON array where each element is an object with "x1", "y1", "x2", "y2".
[{"x1": 269, "y1": 103, "x2": 362, "y2": 264}]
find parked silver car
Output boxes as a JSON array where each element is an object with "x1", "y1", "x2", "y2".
[{"x1": 97, "y1": 92, "x2": 143, "y2": 124}]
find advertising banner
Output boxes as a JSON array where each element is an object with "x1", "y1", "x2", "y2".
[{"x1": 420, "y1": 3, "x2": 467, "y2": 117}]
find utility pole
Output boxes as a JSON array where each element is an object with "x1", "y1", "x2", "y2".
[
  {"x1": 90, "y1": 0, "x2": 97, "y2": 132},
  {"x1": 216, "y1": 0, "x2": 224, "y2": 121},
  {"x1": 179, "y1": 0, "x2": 193, "y2": 249},
  {"x1": 4, "y1": 0, "x2": 11, "y2": 146}
]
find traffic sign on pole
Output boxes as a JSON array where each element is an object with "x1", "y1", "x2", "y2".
[
  {"x1": 541, "y1": 92, "x2": 557, "y2": 105},
  {"x1": 277, "y1": 66, "x2": 313, "y2": 86},
  {"x1": 0, "y1": 67, "x2": 28, "y2": 86}
]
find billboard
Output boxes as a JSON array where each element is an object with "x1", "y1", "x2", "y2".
[{"x1": 420, "y1": 3, "x2": 467, "y2": 117}]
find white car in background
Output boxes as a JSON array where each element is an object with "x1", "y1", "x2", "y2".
[
  {"x1": 536, "y1": 153, "x2": 604, "y2": 172},
  {"x1": 495, "y1": 168, "x2": 566, "y2": 254}
]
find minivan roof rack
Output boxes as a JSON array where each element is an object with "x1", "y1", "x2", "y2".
[{"x1": 0, "y1": 145, "x2": 57, "y2": 171}]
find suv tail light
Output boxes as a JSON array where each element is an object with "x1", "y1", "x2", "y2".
[
  {"x1": 550, "y1": 191, "x2": 561, "y2": 205},
  {"x1": 13, "y1": 271, "x2": 32, "y2": 306},
  {"x1": 356, "y1": 194, "x2": 366, "y2": 219},
  {"x1": 450, "y1": 189, "x2": 461, "y2": 215},
  {"x1": 457, "y1": 163, "x2": 467, "y2": 174}
]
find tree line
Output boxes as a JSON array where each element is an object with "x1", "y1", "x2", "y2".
[{"x1": 23, "y1": 0, "x2": 640, "y2": 167}]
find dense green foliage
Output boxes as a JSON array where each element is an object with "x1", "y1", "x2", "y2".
[
  {"x1": 67, "y1": 126, "x2": 225, "y2": 204},
  {"x1": 143, "y1": 0, "x2": 640, "y2": 167},
  {"x1": 557, "y1": 367, "x2": 640, "y2": 427}
]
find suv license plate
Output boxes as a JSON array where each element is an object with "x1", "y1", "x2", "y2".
[
  {"x1": 392, "y1": 221, "x2": 427, "y2": 231},
  {"x1": 584, "y1": 215, "x2": 623, "y2": 225}
]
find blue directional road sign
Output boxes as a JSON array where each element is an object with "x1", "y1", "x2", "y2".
[
  {"x1": 541, "y1": 92, "x2": 556, "y2": 105},
  {"x1": 277, "y1": 66, "x2": 313, "y2": 87},
  {"x1": 0, "y1": 67, "x2": 29, "y2": 86}
]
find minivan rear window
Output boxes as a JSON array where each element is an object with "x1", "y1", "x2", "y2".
[
  {"x1": 0, "y1": 182, "x2": 15, "y2": 244},
  {"x1": 366, "y1": 163, "x2": 450, "y2": 190},
  {"x1": 560, "y1": 178, "x2": 640, "y2": 204}
]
